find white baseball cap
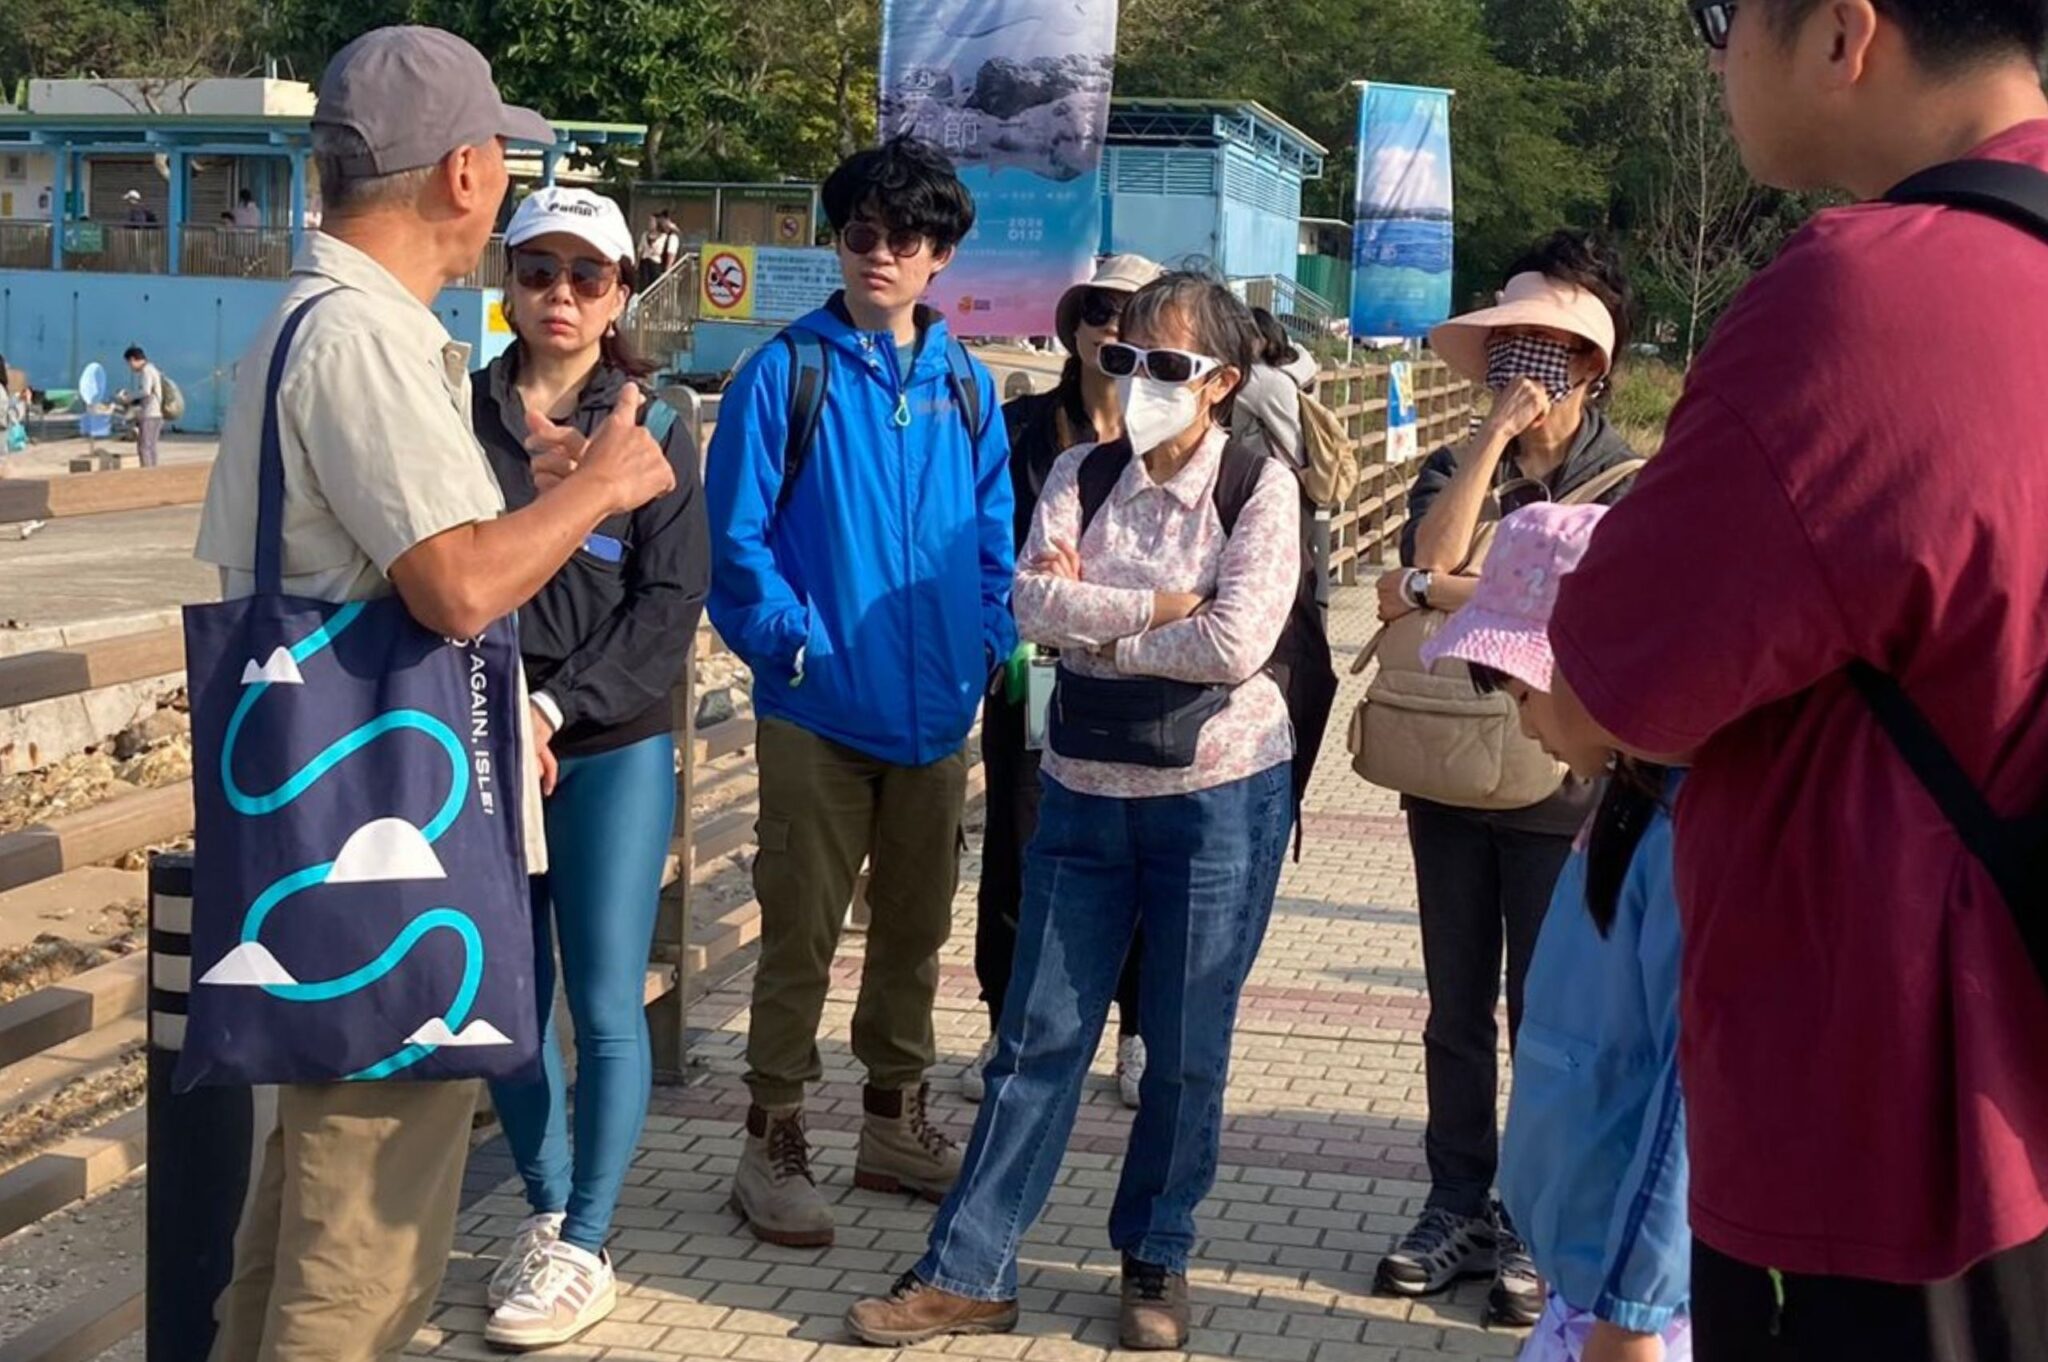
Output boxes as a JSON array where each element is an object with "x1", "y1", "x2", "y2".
[{"x1": 505, "y1": 187, "x2": 635, "y2": 265}]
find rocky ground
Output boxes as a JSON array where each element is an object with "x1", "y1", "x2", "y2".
[{"x1": 0, "y1": 693, "x2": 191, "y2": 839}]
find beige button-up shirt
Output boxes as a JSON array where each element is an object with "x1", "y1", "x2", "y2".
[{"x1": 195, "y1": 231, "x2": 547, "y2": 870}]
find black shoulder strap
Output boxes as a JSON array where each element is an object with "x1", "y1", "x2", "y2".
[
  {"x1": 944, "y1": 339, "x2": 986, "y2": 445},
  {"x1": 1849, "y1": 661, "x2": 2048, "y2": 984},
  {"x1": 255, "y1": 290, "x2": 341, "y2": 595},
  {"x1": 1076, "y1": 438, "x2": 1133, "y2": 534},
  {"x1": 1885, "y1": 158, "x2": 2048, "y2": 243},
  {"x1": 776, "y1": 329, "x2": 829, "y2": 517},
  {"x1": 1212, "y1": 439, "x2": 1278, "y2": 536}
]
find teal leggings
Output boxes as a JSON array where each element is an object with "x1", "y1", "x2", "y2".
[{"x1": 488, "y1": 733, "x2": 675, "y2": 1253}]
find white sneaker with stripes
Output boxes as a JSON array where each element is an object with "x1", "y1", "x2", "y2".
[
  {"x1": 488, "y1": 1211, "x2": 565, "y2": 1310},
  {"x1": 485, "y1": 1239, "x2": 617, "y2": 1351}
]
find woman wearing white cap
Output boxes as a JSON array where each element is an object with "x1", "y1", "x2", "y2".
[
  {"x1": 968, "y1": 253, "x2": 1163, "y2": 1112},
  {"x1": 469, "y1": 186, "x2": 710, "y2": 1350},
  {"x1": 1369, "y1": 230, "x2": 1644, "y2": 1327}
]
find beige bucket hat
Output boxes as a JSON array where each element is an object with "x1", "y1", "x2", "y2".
[
  {"x1": 1428, "y1": 271, "x2": 1617, "y2": 387},
  {"x1": 1056, "y1": 254, "x2": 1165, "y2": 355}
]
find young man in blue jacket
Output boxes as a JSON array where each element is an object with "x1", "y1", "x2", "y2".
[{"x1": 706, "y1": 136, "x2": 1015, "y2": 1248}]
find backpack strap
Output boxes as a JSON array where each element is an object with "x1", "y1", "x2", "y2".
[
  {"x1": 1848, "y1": 661, "x2": 2048, "y2": 987},
  {"x1": 643, "y1": 396, "x2": 678, "y2": 447},
  {"x1": 944, "y1": 339, "x2": 987, "y2": 445},
  {"x1": 1558, "y1": 457, "x2": 1648, "y2": 509},
  {"x1": 775, "y1": 329, "x2": 829, "y2": 517},
  {"x1": 1076, "y1": 438, "x2": 1133, "y2": 535},
  {"x1": 1213, "y1": 439, "x2": 1277, "y2": 535},
  {"x1": 1886, "y1": 158, "x2": 2048, "y2": 243}
]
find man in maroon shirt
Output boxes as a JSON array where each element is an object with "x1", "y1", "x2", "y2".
[{"x1": 1549, "y1": 3, "x2": 2048, "y2": 1359}]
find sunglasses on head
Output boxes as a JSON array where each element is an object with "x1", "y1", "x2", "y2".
[
  {"x1": 510, "y1": 251, "x2": 620, "y2": 300},
  {"x1": 1691, "y1": 1, "x2": 1737, "y2": 49},
  {"x1": 840, "y1": 222, "x2": 930, "y2": 259},
  {"x1": 1096, "y1": 342, "x2": 1222, "y2": 385},
  {"x1": 1078, "y1": 289, "x2": 1128, "y2": 329}
]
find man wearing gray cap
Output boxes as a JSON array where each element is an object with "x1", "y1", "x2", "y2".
[{"x1": 196, "y1": 27, "x2": 674, "y2": 1361}]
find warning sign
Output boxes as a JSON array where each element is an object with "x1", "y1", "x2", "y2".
[
  {"x1": 701, "y1": 248, "x2": 753, "y2": 318},
  {"x1": 696, "y1": 243, "x2": 840, "y2": 325}
]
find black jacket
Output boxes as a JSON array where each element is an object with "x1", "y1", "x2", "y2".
[
  {"x1": 1397, "y1": 407, "x2": 1642, "y2": 835},
  {"x1": 1001, "y1": 379, "x2": 1096, "y2": 549},
  {"x1": 473, "y1": 350, "x2": 711, "y2": 758}
]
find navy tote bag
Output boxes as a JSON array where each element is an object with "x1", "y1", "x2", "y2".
[{"x1": 176, "y1": 291, "x2": 539, "y2": 1089}]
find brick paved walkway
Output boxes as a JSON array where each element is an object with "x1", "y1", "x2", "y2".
[{"x1": 417, "y1": 590, "x2": 1524, "y2": 1362}]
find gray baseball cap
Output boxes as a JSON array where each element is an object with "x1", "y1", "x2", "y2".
[{"x1": 313, "y1": 27, "x2": 557, "y2": 176}]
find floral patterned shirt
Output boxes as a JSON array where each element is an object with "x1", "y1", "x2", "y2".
[{"x1": 1013, "y1": 427, "x2": 1300, "y2": 798}]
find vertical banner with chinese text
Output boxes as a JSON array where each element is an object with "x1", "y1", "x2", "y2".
[{"x1": 879, "y1": 0, "x2": 1119, "y2": 338}]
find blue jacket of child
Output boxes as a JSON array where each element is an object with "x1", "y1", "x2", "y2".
[{"x1": 1499, "y1": 772, "x2": 1688, "y2": 1335}]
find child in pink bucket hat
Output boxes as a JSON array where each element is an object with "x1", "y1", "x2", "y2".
[{"x1": 1421, "y1": 499, "x2": 1696, "y2": 1362}]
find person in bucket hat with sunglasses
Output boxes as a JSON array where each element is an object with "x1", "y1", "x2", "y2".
[
  {"x1": 704, "y1": 135, "x2": 1015, "y2": 1250},
  {"x1": 965, "y1": 252, "x2": 1165, "y2": 1115},
  {"x1": 465, "y1": 186, "x2": 709, "y2": 1350}
]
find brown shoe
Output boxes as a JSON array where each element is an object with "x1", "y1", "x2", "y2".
[
  {"x1": 730, "y1": 1105, "x2": 835, "y2": 1248},
  {"x1": 854, "y1": 1083, "x2": 962, "y2": 1202},
  {"x1": 1120, "y1": 1259, "x2": 1189, "y2": 1351},
  {"x1": 845, "y1": 1273, "x2": 1019, "y2": 1347}
]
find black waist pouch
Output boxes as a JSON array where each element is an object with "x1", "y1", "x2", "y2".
[{"x1": 1047, "y1": 664, "x2": 1231, "y2": 769}]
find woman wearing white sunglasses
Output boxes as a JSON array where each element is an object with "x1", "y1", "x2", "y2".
[{"x1": 848, "y1": 273, "x2": 1304, "y2": 1352}]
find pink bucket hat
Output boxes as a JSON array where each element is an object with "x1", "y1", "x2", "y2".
[
  {"x1": 1419, "y1": 502, "x2": 1611, "y2": 693},
  {"x1": 1429, "y1": 271, "x2": 1617, "y2": 388}
]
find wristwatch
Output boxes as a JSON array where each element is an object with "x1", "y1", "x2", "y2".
[{"x1": 1403, "y1": 569, "x2": 1435, "y2": 610}]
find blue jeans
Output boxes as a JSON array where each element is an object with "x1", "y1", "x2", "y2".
[
  {"x1": 916, "y1": 763, "x2": 1293, "y2": 1300},
  {"x1": 487, "y1": 733, "x2": 675, "y2": 1253}
]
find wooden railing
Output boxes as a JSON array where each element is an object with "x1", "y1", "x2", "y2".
[{"x1": 179, "y1": 226, "x2": 294, "y2": 280}]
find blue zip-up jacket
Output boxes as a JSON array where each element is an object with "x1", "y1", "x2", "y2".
[
  {"x1": 705, "y1": 296, "x2": 1016, "y2": 766},
  {"x1": 1500, "y1": 773, "x2": 1689, "y2": 1336}
]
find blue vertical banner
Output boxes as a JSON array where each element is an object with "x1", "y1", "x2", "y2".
[
  {"x1": 1350, "y1": 83, "x2": 1454, "y2": 340},
  {"x1": 879, "y1": 0, "x2": 1119, "y2": 338}
]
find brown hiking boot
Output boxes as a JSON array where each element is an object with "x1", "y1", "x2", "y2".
[
  {"x1": 854, "y1": 1083, "x2": 962, "y2": 1202},
  {"x1": 1120, "y1": 1258, "x2": 1189, "y2": 1351},
  {"x1": 845, "y1": 1272, "x2": 1019, "y2": 1347},
  {"x1": 730, "y1": 1105, "x2": 835, "y2": 1248}
]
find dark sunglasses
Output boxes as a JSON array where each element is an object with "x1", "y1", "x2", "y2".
[
  {"x1": 1691, "y1": 1, "x2": 1737, "y2": 49},
  {"x1": 1078, "y1": 289, "x2": 1128, "y2": 329},
  {"x1": 1096, "y1": 342, "x2": 1222, "y2": 385},
  {"x1": 840, "y1": 222, "x2": 929, "y2": 259},
  {"x1": 510, "y1": 251, "x2": 620, "y2": 300}
]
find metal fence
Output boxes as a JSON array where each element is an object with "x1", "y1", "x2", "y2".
[{"x1": 179, "y1": 227, "x2": 294, "y2": 280}]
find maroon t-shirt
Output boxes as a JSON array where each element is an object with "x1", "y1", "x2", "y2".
[{"x1": 1552, "y1": 120, "x2": 2048, "y2": 1282}]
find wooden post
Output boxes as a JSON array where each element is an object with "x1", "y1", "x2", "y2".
[{"x1": 651, "y1": 650, "x2": 696, "y2": 1083}]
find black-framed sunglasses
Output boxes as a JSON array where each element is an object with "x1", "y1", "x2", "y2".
[
  {"x1": 1691, "y1": 1, "x2": 1737, "y2": 49},
  {"x1": 840, "y1": 222, "x2": 930, "y2": 259},
  {"x1": 510, "y1": 251, "x2": 620, "y2": 300},
  {"x1": 1078, "y1": 289, "x2": 1128, "y2": 329}
]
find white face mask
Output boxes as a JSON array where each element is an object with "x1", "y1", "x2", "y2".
[{"x1": 1117, "y1": 375, "x2": 1205, "y2": 455}]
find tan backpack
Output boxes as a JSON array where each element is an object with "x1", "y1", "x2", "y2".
[
  {"x1": 1346, "y1": 458, "x2": 1645, "y2": 810},
  {"x1": 1297, "y1": 389, "x2": 1357, "y2": 511}
]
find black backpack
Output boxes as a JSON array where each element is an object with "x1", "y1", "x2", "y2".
[
  {"x1": 1851, "y1": 158, "x2": 2048, "y2": 985},
  {"x1": 773, "y1": 327, "x2": 987, "y2": 516},
  {"x1": 1075, "y1": 437, "x2": 1339, "y2": 854}
]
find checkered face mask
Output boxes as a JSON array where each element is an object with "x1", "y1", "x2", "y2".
[{"x1": 1485, "y1": 334, "x2": 1579, "y2": 400}]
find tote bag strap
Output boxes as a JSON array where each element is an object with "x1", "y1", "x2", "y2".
[{"x1": 255, "y1": 290, "x2": 342, "y2": 596}]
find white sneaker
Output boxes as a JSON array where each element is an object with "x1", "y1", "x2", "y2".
[
  {"x1": 486, "y1": 1239, "x2": 617, "y2": 1351},
  {"x1": 961, "y1": 1035, "x2": 998, "y2": 1104},
  {"x1": 487, "y1": 1211, "x2": 565, "y2": 1309},
  {"x1": 1116, "y1": 1034, "x2": 1146, "y2": 1110}
]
